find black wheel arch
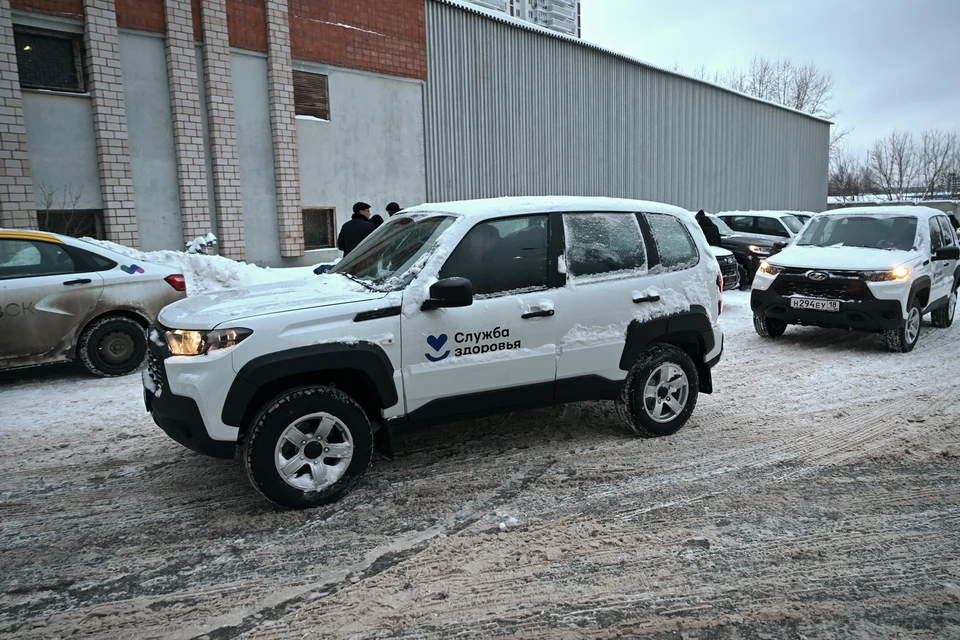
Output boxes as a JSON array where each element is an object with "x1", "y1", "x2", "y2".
[
  {"x1": 223, "y1": 342, "x2": 398, "y2": 434},
  {"x1": 909, "y1": 276, "x2": 932, "y2": 310},
  {"x1": 619, "y1": 307, "x2": 715, "y2": 394}
]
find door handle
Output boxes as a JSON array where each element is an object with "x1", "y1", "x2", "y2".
[
  {"x1": 521, "y1": 309, "x2": 555, "y2": 319},
  {"x1": 633, "y1": 294, "x2": 661, "y2": 303},
  {"x1": 63, "y1": 279, "x2": 92, "y2": 286}
]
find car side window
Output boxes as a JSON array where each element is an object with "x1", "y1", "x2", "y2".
[
  {"x1": 644, "y1": 213, "x2": 700, "y2": 271},
  {"x1": 935, "y1": 217, "x2": 957, "y2": 248},
  {"x1": 0, "y1": 239, "x2": 75, "y2": 279},
  {"x1": 929, "y1": 219, "x2": 946, "y2": 252},
  {"x1": 439, "y1": 215, "x2": 548, "y2": 295},
  {"x1": 724, "y1": 216, "x2": 754, "y2": 233},
  {"x1": 561, "y1": 212, "x2": 646, "y2": 278},
  {"x1": 757, "y1": 217, "x2": 790, "y2": 237}
]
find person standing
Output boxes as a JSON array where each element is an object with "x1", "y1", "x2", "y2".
[
  {"x1": 386, "y1": 202, "x2": 402, "y2": 217},
  {"x1": 695, "y1": 209, "x2": 721, "y2": 247},
  {"x1": 337, "y1": 202, "x2": 375, "y2": 256}
]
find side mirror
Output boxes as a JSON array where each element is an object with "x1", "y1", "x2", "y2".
[
  {"x1": 933, "y1": 246, "x2": 960, "y2": 261},
  {"x1": 770, "y1": 241, "x2": 787, "y2": 255},
  {"x1": 421, "y1": 277, "x2": 473, "y2": 311}
]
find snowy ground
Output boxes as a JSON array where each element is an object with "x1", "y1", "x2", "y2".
[{"x1": 1, "y1": 291, "x2": 959, "y2": 639}]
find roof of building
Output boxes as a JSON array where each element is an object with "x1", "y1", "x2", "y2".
[{"x1": 433, "y1": 0, "x2": 832, "y2": 125}]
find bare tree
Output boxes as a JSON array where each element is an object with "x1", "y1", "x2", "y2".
[
  {"x1": 37, "y1": 183, "x2": 92, "y2": 238},
  {"x1": 829, "y1": 151, "x2": 873, "y2": 202},
  {"x1": 867, "y1": 130, "x2": 921, "y2": 200},
  {"x1": 916, "y1": 130, "x2": 958, "y2": 200}
]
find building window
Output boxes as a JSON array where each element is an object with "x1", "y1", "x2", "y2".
[
  {"x1": 37, "y1": 210, "x2": 103, "y2": 240},
  {"x1": 14, "y1": 27, "x2": 85, "y2": 93},
  {"x1": 293, "y1": 71, "x2": 329, "y2": 120},
  {"x1": 303, "y1": 208, "x2": 336, "y2": 250}
]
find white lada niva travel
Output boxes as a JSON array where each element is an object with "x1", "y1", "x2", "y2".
[{"x1": 143, "y1": 197, "x2": 725, "y2": 508}]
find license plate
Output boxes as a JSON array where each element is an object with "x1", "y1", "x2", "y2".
[{"x1": 790, "y1": 297, "x2": 840, "y2": 312}]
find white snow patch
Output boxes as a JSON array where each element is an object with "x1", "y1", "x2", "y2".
[
  {"x1": 83, "y1": 238, "x2": 319, "y2": 295},
  {"x1": 295, "y1": 115, "x2": 330, "y2": 122}
]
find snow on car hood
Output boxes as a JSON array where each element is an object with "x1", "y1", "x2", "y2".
[
  {"x1": 769, "y1": 245, "x2": 915, "y2": 271},
  {"x1": 158, "y1": 274, "x2": 384, "y2": 329},
  {"x1": 708, "y1": 246, "x2": 733, "y2": 258}
]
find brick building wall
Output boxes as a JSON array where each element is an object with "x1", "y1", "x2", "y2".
[{"x1": 0, "y1": 0, "x2": 36, "y2": 228}]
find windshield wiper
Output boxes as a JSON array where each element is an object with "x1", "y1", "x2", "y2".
[{"x1": 341, "y1": 272, "x2": 374, "y2": 290}]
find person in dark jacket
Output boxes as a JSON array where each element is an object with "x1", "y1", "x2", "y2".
[
  {"x1": 337, "y1": 202, "x2": 375, "y2": 256},
  {"x1": 695, "y1": 210, "x2": 722, "y2": 247},
  {"x1": 386, "y1": 202, "x2": 402, "y2": 217}
]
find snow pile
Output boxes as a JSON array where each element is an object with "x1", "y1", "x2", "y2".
[
  {"x1": 83, "y1": 238, "x2": 319, "y2": 295},
  {"x1": 185, "y1": 233, "x2": 218, "y2": 255}
]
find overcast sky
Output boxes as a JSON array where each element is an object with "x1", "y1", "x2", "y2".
[{"x1": 579, "y1": 0, "x2": 960, "y2": 159}]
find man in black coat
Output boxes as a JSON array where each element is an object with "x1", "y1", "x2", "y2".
[
  {"x1": 337, "y1": 202, "x2": 375, "y2": 256},
  {"x1": 695, "y1": 209, "x2": 722, "y2": 247}
]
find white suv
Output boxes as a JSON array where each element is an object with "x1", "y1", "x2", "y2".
[
  {"x1": 143, "y1": 197, "x2": 724, "y2": 509},
  {"x1": 751, "y1": 206, "x2": 960, "y2": 352}
]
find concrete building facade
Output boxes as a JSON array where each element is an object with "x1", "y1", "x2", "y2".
[
  {"x1": 0, "y1": 0, "x2": 828, "y2": 265},
  {"x1": 462, "y1": 0, "x2": 580, "y2": 37},
  {"x1": 3, "y1": 0, "x2": 428, "y2": 265}
]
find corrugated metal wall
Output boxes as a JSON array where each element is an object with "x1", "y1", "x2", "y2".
[{"x1": 424, "y1": 0, "x2": 830, "y2": 212}]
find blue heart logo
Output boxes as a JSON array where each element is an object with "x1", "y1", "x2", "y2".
[{"x1": 427, "y1": 334, "x2": 447, "y2": 352}]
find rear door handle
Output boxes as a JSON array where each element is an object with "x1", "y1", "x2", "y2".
[
  {"x1": 63, "y1": 279, "x2": 92, "y2": 286},
  {"x1": 521, "y1": 309, "x2": 555, "y2": 319},
  {"x1": 633, "y1": 294, "x2": 661, "y2": 303}
]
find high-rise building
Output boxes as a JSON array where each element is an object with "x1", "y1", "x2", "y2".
[{"x1": 463, "y1": 0, "x2": 581, "y2": 37}]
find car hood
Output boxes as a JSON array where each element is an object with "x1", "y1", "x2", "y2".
[
  {"x1": 158, "y1": 274, "x2": 386, "y2": 329},
  {"x1": 769, "y1": 245, "x2": 915, "y2": 271},
  {"x1": 709, "y1": 246, "x2": 733, "y2": 258}
]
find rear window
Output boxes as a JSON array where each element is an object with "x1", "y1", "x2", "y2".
[
  {"x1": 645, "y1": 213, "x2": 699, "y2": 271},
  {"x1": 562, "y1": 212, "x2": 646, "y2": 278}
]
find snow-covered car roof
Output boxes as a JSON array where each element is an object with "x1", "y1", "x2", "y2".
[
  {"x1": 0, "y1": 228, "x2": 163, "y2": 266},
  {"x1": 814, "y1": 206, "x2": 947, "y2": 220},
  {"x1": 401, "y1": 196, "x2": 691, "y2": 219},
  {"x1": 714, "y1": 210, "x2": 815, "y2": 219}
]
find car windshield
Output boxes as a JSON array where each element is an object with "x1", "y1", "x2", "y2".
[
  {"x1": 331, "y1": 214, "x2": 454, "y2": 290},
  {"x1": 796, "y1": 215, "x2": 917, "y2": 251},
  {"x1": 780, "y1": 215, "x2": 804, "y2": 234},
  {"x1": 710, "y1": 215, "x2": 735, "y2": 236}
]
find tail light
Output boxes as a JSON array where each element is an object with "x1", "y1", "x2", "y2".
[
  {"x1": 717, "y1": 272, "x2": 724, "y2": 316},
  {"x1": 165, "y1": 274, "x2": 187, "y2": 292}
]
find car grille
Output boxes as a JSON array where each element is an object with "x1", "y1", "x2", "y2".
[
  {"x1": 774, "y1": 280, "x2": 867, "y2": 300},
  {"x1": 147, "y1": 351, "x2": 166, "y2": 396},
  {"x1": 719, "y1": 260, "x2": 738, "y2": 278}
]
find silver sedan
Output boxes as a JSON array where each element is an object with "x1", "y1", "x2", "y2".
[{"x1": 0, "y1": 229, "x2": 187, "y2": 376}]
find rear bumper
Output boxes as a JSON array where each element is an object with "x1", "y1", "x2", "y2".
[{"x1": 751, "y1": 287, "x2": 904, "y2": 332}]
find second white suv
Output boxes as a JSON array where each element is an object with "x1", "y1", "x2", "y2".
[
  {"x1": 143, "y1": 197, "x2": 724, "y2": 509},
  {"x1": 751, "y1": 206, "x2": 960, "y2": 352}
]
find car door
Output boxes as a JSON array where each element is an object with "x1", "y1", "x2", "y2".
[
  {"x1": 0, "y1": 237, "x2": 104, "y2": 362},
  {"x1": 400, "y1": 214, "x2": 558, "y2": 419},
  {"x1": 645, "y1": 211, "x2": 714, "y2": 319},
  {"x1": 929, "y1": 217, "x2": 953, "y2": 304},
  {"x1": 553, "y1": 211, "x2": 663, "y2": 387}
]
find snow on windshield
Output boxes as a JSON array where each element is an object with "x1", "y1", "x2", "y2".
[
  {"x1": 333, "y1": 215, "x2": 455, "y2": 292},
  {"x1": 796, "y1": 215, "x2": 918, "y2": 251}
]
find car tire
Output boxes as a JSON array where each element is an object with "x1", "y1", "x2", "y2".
[
  {"x1": 931, "y1": 284, "x2": 957, "y2": 328},
  {"x1": 753, "y1": 313, "x2": 787, "y2": 338},
  {"x1": 616, "y1": 344, "x2": 699, "y2": 438},
  {"x1": 737, "y1": 262, "x2": 750, "y2": 290},
  {"x1": 244, "y1": 385, "x2": 373, "y2": 510},
  {"x1": 885, "y1": 297, "x2": 922, "y2": 353},
  {"x1": 78, "y1": 315, "x2": 148, "y2": 377}
]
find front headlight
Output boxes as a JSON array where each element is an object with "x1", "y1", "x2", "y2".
[
  {"x1": 748, "y1": 244, "x2": 771, "y2": 256},
  {"x1": 165, "y1": 327, "x2": 253, "y2": 356},
  {"x1": 758, "y1": 260, "x2": 783, "y2": 276},
  {"x1": 859, "y1": 267, "x2": 910, "y2": 282}
]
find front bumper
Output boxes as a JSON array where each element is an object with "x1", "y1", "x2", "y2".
[
  {"x1": 751, "y1": 282, "x2": 905, "y2": 332},
  {"x1": 143, "y1": 331, "x2": 238, "y2": 459}
]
